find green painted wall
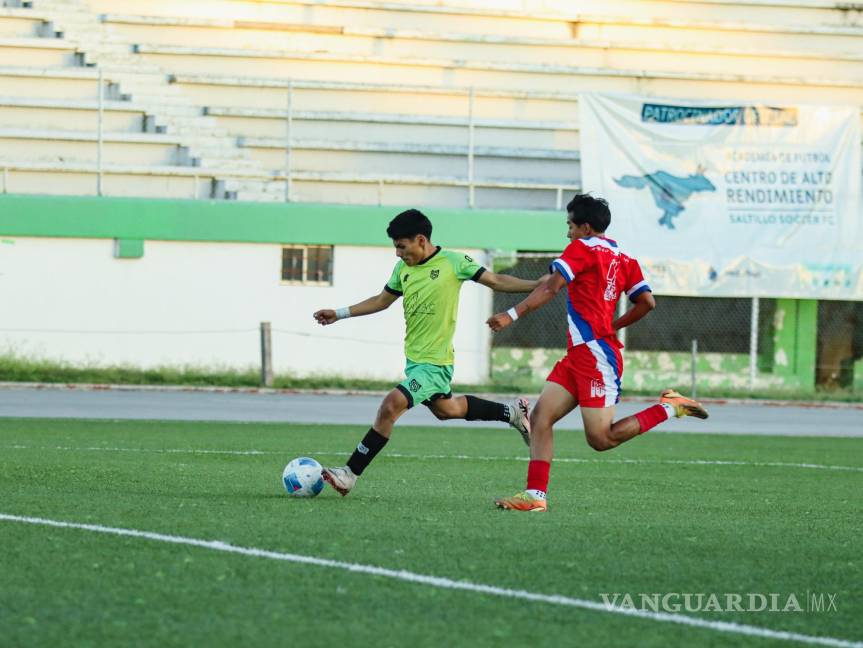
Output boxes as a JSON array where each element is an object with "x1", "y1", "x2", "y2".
[
  {"x1": 0, "y1": 194, "x2": 566, "y2": 251},
  {"x1": 772, "y1": 299, "x2": 817, "y2": 388},
  {"x1": 491, "y1": 348, "x2": 788, "y2": 392}
]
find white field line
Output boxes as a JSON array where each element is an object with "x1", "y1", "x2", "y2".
[
  {"x1": 4, "y1": 444, "x2": 863, "y2": 473},
  {"x1": 1, "y1": 513, "x2": 860, "y2": 648}
]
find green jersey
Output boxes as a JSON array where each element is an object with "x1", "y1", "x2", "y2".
[{"x1": 385, "y1": 247, "x2": 485, "y2": 365}]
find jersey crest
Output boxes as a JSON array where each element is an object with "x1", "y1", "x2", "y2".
[{"x1": 603, "y1": 257, "x2": 620, "y2": 302}]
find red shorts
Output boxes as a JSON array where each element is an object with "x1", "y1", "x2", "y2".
[{"x1": 546, "y1": 338, "x2": 623, "y2": 408}]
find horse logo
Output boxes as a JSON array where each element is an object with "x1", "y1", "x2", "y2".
[{"x1": 614, "y1": 165, "x2": 716, "y2": 229}]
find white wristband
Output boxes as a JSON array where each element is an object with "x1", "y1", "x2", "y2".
[
  {"x1": 335, "y1": 307, "x2": 351, "y2": 320},
  {"x1": 506, "y1": 307, "x2": 519, "y2": 321}
]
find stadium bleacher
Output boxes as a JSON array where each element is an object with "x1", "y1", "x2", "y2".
[{"x1": 0, "y1": 0, "x2": 860, "y2": 206}]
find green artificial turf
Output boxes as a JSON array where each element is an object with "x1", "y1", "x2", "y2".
[{"x1": 0, "y1": 419, "x2": 860, "y2": 647}]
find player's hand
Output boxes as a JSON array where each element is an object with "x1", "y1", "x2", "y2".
[
  {"x1": 486, "y1": 312, "x2": 513, "y2": 332},
  {"x1": 313, "y1": 309, "x2": 338, "y2": 325}
]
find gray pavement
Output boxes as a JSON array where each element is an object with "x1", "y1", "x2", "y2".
[{"x1": 0, "y1": 386, "x2": 861, "y2": 437}]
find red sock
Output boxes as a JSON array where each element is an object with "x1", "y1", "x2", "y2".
[
  {"x1": 635, "y1": 403, "x2": 671, "y2": 434},
  {"x1": 526, "y1": 460, "x2": 550, "y2": 493}
]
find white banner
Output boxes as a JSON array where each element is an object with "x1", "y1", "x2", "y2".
[{"x1": 579, "y1": 93, "x2": 862, "y2": 299}]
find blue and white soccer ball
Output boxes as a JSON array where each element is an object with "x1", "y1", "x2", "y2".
[{"x1": 282, "y1": 457, "x2": 325, "y2": 497}]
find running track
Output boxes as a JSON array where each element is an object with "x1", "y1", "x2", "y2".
[{"x1": 0, "y1": 386, "x2": 861, "y2": 437}]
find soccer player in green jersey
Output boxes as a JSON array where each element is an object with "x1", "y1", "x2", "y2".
[{"x1": 313, "y1": 208, "x2": 541, "y2": 496}]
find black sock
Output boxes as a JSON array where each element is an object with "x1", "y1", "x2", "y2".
[
  {"x1": 465, "y1": 395, "x2": 510, "y2": 423},
  {"x1": 346, "y1": 428, "x2": 389, "y2": 476}
]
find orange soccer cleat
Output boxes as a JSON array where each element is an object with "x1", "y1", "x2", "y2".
[
  {"x1": 494, "y1": 491, "x2": 548, "y2": 512},
  {"x1": 660, "y1": 389, "x2": 709, "y2": 419}
]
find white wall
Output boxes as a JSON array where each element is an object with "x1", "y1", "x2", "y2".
[{"x1": 0, "y1": 237, "x2": 492, "y2": 383}]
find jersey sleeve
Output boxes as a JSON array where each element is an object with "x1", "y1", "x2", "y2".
[
  {"x1": 624, "y1": 258, "x2": 651, "y2": 302},
  {"x1": 385, "y1": 261, "x2": 404, "y2": 296},
  {"x1": 549, "y1": 241, "x2": 589, "y2": 283},
  {"x1": 451, "y1": 252, "x2": 486, "y2": 282}
]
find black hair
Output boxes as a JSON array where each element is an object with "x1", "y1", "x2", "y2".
[
  {"x1": 386, "y1": 208, "x2": 432, "y2": 240},
  {"x1": 566, "y1": 194, "x2": 611, "y2": 233}
]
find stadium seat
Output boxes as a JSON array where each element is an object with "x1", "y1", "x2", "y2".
[{"x1": 0, "y1": 96, "x2": 144, "y2": 131}]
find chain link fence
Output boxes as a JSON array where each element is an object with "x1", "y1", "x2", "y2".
[{"x1": 490, "y1": 252, "x2": 863, "y2": 395}]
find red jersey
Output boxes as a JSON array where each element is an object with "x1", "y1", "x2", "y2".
[{"x1": 550, "y1": 236, "x2": 650, "y2": 349}]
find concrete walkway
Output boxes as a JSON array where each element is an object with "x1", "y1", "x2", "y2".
[{"x1": 0, "y1": 386, "x2": 861, "y2": 437}]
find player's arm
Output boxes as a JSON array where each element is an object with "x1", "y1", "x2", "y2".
[
  {"x1": 612, "y1": 290, "x2": 655, "y2": 330},
  {"x1": 313, "y1": 287, "x2": 399, "y2": 326},
  {"x1": 476, "y1": 271, "x2": 544, "y2": 293},
  {"x1": 486, "y1": 271, "x2": 567, "y2": 331}
]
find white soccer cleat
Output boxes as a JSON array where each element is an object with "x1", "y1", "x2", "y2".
[
  {"x1": 508, "y1": 397, "x2": 531, "y2": 446},
  {"x1": 321, "y1": 466, "x2": 357, "y2": 496}
]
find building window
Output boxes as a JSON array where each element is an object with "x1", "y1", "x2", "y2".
[{"x1": 281, "y1": 245, "x2": 333, "y2": 285}]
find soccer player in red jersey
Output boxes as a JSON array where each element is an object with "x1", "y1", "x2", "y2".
[{"x1": 488, "y1": 194, "x2": 708, "y2": 512}]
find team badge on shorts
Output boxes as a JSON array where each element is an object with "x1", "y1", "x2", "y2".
[{"x1": 409, "y1": 379, "x2": 422, "y2": 392}]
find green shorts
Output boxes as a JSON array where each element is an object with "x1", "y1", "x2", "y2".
[{"x1": 396, "y1": 360, "x2": 454, "y2": 409}]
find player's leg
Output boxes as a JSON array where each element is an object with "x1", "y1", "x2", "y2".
[
  {"x1": 495, "y1": 361, "x2": 578, "y2": 512},
  {"x1": 427, "y1": 393, "x2": 532, "y2": 445},
  {"x1": 373, "y1": 387, "x2": 412, "y2": 438},
  {"x1": 576, "y1": 338, "x2": 639, "y2": 450},
  {"x1": 582, "y1": 391, "x2": 709, "y2": 451},
  {"x1": 534, "y1": 339, "x2": 622, "y2": 451},
  {"x1": 529, "y1": 381, "x2": 578, "y2": 463},
  {"x1": 321, "y1": 384, "x2": 412, "y2": 496},
  {"x1": 580, "y1": 339, "x2": 708, "y2": 450},
  {"x1": 581, "y1": 405, "x2": 624, "y2": 451}
]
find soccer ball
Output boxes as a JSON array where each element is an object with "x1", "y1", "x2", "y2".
[{"x1": 282, "y1": 457, "x2": 325, "y2": 497}]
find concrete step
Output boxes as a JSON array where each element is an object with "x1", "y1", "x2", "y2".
[
  {"x1": 160, "y1": 121, "x2": 226, "y2": 134},
  {"x1": 227, "y1": 179, "x2": 269, "y2": 190},
  {"x1": 161, "y1": 121, "x2": 226, "y2": 132},
  {"x1": 197, "y1": 158, "x2": 259, "y2": 169},
  {"x1": 235, "y1": 192, "x2": 283, "y2": 202},
  {"x1": 33, "y1": 9, "x2": 90, "y2": 19},
  {"x1": 121, "y1": 92, "x2": 190, "y2": 104},
  {"x1": 210, "y1": 178, "x2": 238, "y2": 200},
  {"x1": 232, "y1": 182, "x2": 281, "y2": 192},
  {"x1": 193, "y1": 149, "x2": 251, "y2": 158},
  {"x1": 109, "y1": 72, "x2": 169, "y2": 85},
  {"x1": 124, "y1": 90, "x2": 186, "y2": 103},
  {"x1": 128, "y1": 104, "x2": 202, "y2": 117},
  {"x1": 90, "y1": 61, "x2": 163, "y2": 73},
  {"x1": 118, "y1": 76, "x2": 180, "y2": 88},
  {"x1": 179, "y1": 136, "x2": 239, "y2": 148},
  {"x1": 73, "y1": 42, "x2": 130, "y2": 53}
]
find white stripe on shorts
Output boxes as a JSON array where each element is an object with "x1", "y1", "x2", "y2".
[{"x1": 585, "y1": 340, "x2": 619, "y2": 407}]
